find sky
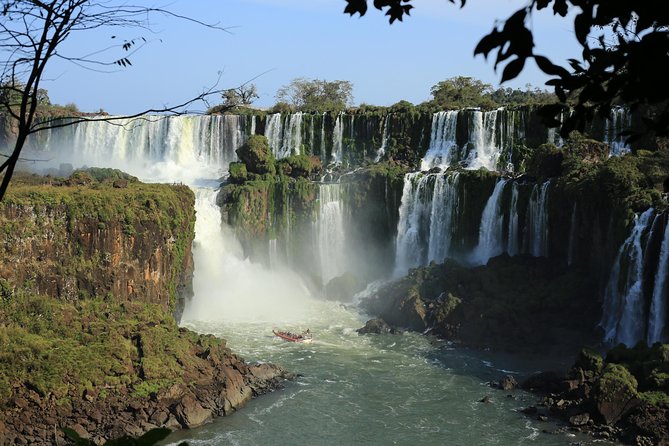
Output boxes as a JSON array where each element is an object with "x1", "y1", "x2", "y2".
[{"x1": 42, "y1": 0, "x2": 582, "y2": 115}]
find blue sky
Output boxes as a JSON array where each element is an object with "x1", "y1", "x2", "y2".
[{"x1": 44, "y1": 0, "x2": 581, "y2": 115}]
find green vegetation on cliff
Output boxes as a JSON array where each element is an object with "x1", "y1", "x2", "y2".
[
  {"x1": 0, "y1": 172, "x2": 195, "y2": 311},
  {"x1": 0, "y1": 293, "x2": 225, "y2": 404},
  {"x1": 0, "y1": 172, "x2": 203, "y2": 404}
]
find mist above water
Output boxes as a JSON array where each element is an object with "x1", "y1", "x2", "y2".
[{"x1": 182, "y1": 188, "x2": 316, "y2": 325}]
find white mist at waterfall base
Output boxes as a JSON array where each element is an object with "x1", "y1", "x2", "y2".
[{"x1": 181, "y1": 189, "x2": 316, "y2": 325}]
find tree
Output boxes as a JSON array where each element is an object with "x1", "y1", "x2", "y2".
[
  {"x1": 343, "y1": 0, "x2": 669, "y2": 141},
  {"x1": 0, "y1": 1, "x2": 232, "y2": 201},
  {"x1": 275, "y1": 78, "x2": 353, "y2": 113},
  {"x1": 429, "y1": 76, "x2": 496, "y2": 110},
  {"x1": 222, "y1": 83, "x2": 259, "y2": 108}
]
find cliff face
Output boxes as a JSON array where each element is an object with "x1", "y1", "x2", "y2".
[
  {"x1": 0, "y1": 173, "x2": 291, "y2": 444},
  {"x1": 0, "y1": 178, "x2": 194, "y2": 311}
]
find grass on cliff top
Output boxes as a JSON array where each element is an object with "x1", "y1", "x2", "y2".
[
  {"x1": 0, "y1": 289, "x2": 229, "y2": 405},
  {"x1": 3, "y1": 172, "x2": 193, "y2": 234}
]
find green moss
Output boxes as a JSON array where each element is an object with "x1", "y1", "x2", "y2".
[
  {"x1": 236, "y1": 135, "x2": 276, "y2": 175},
  {"x1": 639, "y1": 391, "x2": 669, "y2": 406},
  {"x1": 229, "y1": 162, "x2": 248, "y2": 184},
  {"x1": 594, "y1": 363, "x2": 639, "y2": 403},
  {"x1": 277, "y1": 155, "x2": 323, "y2": 179},
  {"x1": 73, "y1": 168, "x2": 138, "y2": 184},
  {"x1": 0, "y1": 291, "x2": 230, "y2": 406},
  {"x1": 576, "y1": 347, "x2": 605, "y2": 373}
]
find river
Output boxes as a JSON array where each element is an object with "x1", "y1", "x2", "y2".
[{"x1": 162, "y1": 188, "x2": 615, "y2": 446}]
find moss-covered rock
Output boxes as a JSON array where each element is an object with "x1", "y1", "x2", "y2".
[
  {"x1": 277, "y1": 154, "x2": 323, "y2": 180},
  {"x1": 593, "y1": 364, "x2": 641, "y2": 425},
  {"x1": 236, "y1": 135, "x2": 276, "y2": 175},
  {"x1": 575, "y1": 347, "x2": 605, "y2": 375},
  {"x1": 228, "y1": 162, "x2": 248, "y2": 184}
]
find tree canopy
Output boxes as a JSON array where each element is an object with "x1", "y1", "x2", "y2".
[
  {"x1": 275, "y1": 78, "x2": 354, "y2": 114},
  {"x1": 426, "y1": 76, "x2": 556, "y2": 111},
  {"x1": 343, "y1": 0, "x2": 669, "y2": 140},
  {"x1": 429, "y1": 77, "x2": 496, "y2": 110}
]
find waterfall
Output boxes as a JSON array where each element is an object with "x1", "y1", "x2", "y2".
[
  {"x1": 320, "y1": 113, "x2": 326, "y2": 157},
  {"x1": 427, "y1": 173, "x2": 460, "y2": 264},
  {"x1": 600, "y1": 208, "x2": 655, "y2": 346},
  {"x1": 506, "y1": 182, "x2": 520, "y2": 256},
  {"x1": 265, "y1": 113, "x2": 284, "y2": 158},
  {"x1": 421, "y1": 111, "x2": 458, "y2": 170},
  {"x1": 283, "y1": 112, "x2": 303, "y2": 157},
  {"x1": 184, "y1": 188, "x2": 313, "y2": 324},
  {"x1": 471, "y1": 178, "x2": 508, "y2": 265},
  {"x1": 394, "y1": 173, "x2": 430, "y2": 275},
  {"x1": 423, "y1": 108, "x2": 509, "y2": 172},
  {"x1": 317, "y1": 182, "x2": 347, "y2": 285},
  {"x1": 309, "y1": 115, "x2": 315, "y2": 155},
  {"x1": 250, "y1": 115, "x2": 257, "y2": 135},
  {"x1": 466, "y1": 109, "x2": 501, "y2": 171},
  {"x1": 606, "y1": 107, "x2": 632, "y2": 157},
  {"x1": 332, "y1": 114, "x2": 344, "y2": 164},
  {"x1": 375, "y1": 114, "x2": 391, "y2": 162},
  {"x1": 33, "y1": 115, "x2": 242, "y2": 181},
  {"x1": 264, "y1": 113, "x2": 304, "y2": 159},
  {"x1": 648, "y1": 214, "x2": 669, "y2": 344},
  {"x1": 524, "y1": 181, "x2": 550, "y2": 257},
  {"x1": 394, "y1": 172, "x2": 463, "y2": 275}
]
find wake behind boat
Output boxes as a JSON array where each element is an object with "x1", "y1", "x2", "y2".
[{"x1": 273, "y1": 329, "x2": 313, "y2": 343}]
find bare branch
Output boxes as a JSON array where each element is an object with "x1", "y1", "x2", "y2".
[{"x1": 0, "y1": 0, "x2": 232, "y2": 200}]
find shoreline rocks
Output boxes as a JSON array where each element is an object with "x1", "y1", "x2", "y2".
[
  {"x1": 503, "y1": 346, "x2": 669, "y2": 446},
  {"x1": 0, "y1": 348, "x2": 293, "y2": 445}
]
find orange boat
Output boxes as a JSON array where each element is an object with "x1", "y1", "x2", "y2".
[{"x1": 273, "y1": 330, "x2": 313, "y2": 343}]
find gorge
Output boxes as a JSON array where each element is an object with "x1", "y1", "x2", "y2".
[{"x1": 3, "y1": 105, "x2": 668, "y2": 445}]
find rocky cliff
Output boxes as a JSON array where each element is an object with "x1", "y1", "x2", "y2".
[{"x1": 0, "y1": 172, "x2": 291, "y2": 445}]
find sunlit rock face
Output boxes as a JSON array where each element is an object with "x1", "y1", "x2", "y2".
[{"x1": 0, "y1": 181, "x2": 195, "y2": 310}]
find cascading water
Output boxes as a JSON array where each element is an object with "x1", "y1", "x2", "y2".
[
  {"x1": 264, "y1": 113, "x2": 284, "y2": 158},
  {"x1": 421, "y1": 109, "x2": 517, "y2": 172},
  {"x1": 426, "y1": 173, "x2": 460, "y2": 265},
  {"x1": 421, "y1": 111, "x2": 458, "y2": 170},
  {"x1": 467, "y1": 109, "x2": 501, "y2": 171},
  {"x1": 394, "y1": 172, "x2": 429, "y2": 275},
  {"x1": 183, "y1": 188, "x2": 314, "y2": 324},
  {"x1": 282, "y1": 112, "x2": 303, "y2": 157},
  {"x1": 600, "y1": 209, "x2": 655, "y2": 345},
  {"x1": 317, "y1": 182, "x2": 347, "y2": 285},
  {"x1": 392, "y1": 174, "x2": 556, "y2": 274},
  {"x1": 375, "y1": 114, "x2": 390, "y2": 162},
  {"x1": 524, "y1": 181, "x2": 550, "y2": 257},
  {"x1": 506, "y1": 182, "x2": 521, "y2": 256},
  {"x1": 332, "y1": 114, "x2": 344, "y2": 164},
  {"x1": 33, "y1": 115, "x2": 240, "y2": 182},
  {"x1": 471, "y1": 178, "x2": 508, "y2": 265},
  {"x1": 605, "y1": 107, "x2": 632, "y2": 157},
  {"x1": 265, "y1": 113, "x2": 304, "y2": 159},
  {"x1": 648, "y1": 214, "x2": 669, "y2": 344}
]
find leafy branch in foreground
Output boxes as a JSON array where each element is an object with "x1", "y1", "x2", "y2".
[{"x1": 343, "y1": 0, "x2": 669, "y2": 142}]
